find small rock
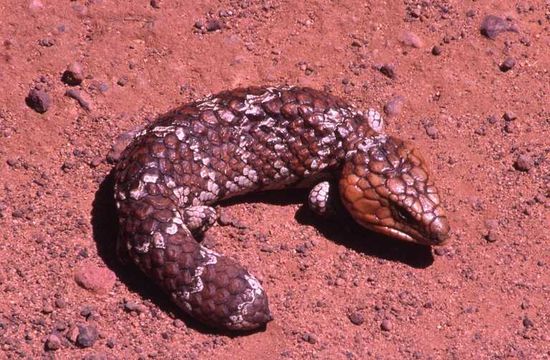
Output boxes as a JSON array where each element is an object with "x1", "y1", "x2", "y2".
[
  {"x1": 348, "y1": 312, "x2": 365, "y2": 325},
  {"x1": 54, "y1": 298, "x2": 67, "y2": 308},
  {"x1": 383, "y1": 96, "x2": 405, "y2": 117},
  {"x1": 150, "y1": 0, "x2": 161, "y2": 9},
  {"x1": 42, "y1": 304, "x2": 54, "y2": 314},
  {"x1": 206, "y1": 19, "x2": 222, "y2": 32},
  {"x1": 514, "y1": 154, "x2": 533, "y2": 172},
  {"x1": 76, "y1": 324, "x2": 98, "y2": 348},
  {"x1": 66, "y1": 325, "x2": 80, "y2": 343},
  {"x1": 399, "y1": 31, "x2": 424, "y2": 48},
  {"x1": 485, "y1": 230, "x2": 499, "y2": 243},
  {"x1": 194, "y1": 20, "x2": 204, "y2": 29},
  {"x1": 38, "y1": 38, "x2": 55, "y2": 47},
  {"x1": 301, "y1": 332, "x2": 317, "y2": 344},
  {"x1": 499, "y1": 57, "x2": 516, "y2": 72},
  {"x1": 424, "y1": 125, "x2": 439, "y2": 139},
  {"x1": 434, "y1": 247, "x2": 447, "y2": 256},
  {"x1": 480, "y1": 15, "x2": 518, "y2": 39},
  {"x1": 74, "y1": 262, "x2": 116, "y2": 294},
  {"x1": 379, "y1": 64, "x2": 395, "y2": 79},
  {"x1": 431, "y1": 45, "x2": 442, "y2": 56},
  {"x1": 65, "y1": 89, "x2": 91, "y2": 111},
  {"x1": 45, "y1": 334, "x2": 62, "y2": 351},
  {"x1": 124, "y1": 301, "x2": 147, "y2": 314},
  {"x1": 503, "y1": 111, "x2": 517, "y2": 121},
  {"x1": 173, "y1": 319, "x2": 185, "y2": 328},
  {"x1": 487, "y1": 115, "x2": 499, "y2": 124},
  {"x1": 381, "y1": 319, "x2": 393, "y2": 331},
  {"x1": 62, "y1": 62, "x2": 84, "y2": 86},
  {"x1": 117, "y1": 76, "x2": 128, "y2": 86},
  {"x1": 26, "y1": 89, "x2": 51, "y2": 113},
  {"x1": 522, "y1": 316, "x2": 534, "y2": 328}
]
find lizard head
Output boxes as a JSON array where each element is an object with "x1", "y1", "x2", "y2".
[{"x1": 339, "y1": 135, "x2": 450, "y2": 246}]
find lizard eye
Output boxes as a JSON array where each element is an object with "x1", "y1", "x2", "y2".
[{"x1": 393, "y1": 206, "x2": 415, "y2": 224}]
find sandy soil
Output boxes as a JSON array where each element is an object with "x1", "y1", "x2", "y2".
[{"x1": 0, "y1": 0, "x2": 548, "y2": 359}]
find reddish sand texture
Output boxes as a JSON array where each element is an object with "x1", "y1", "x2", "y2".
[{"x1": 0, "y1": 1, "x2": 548, "y2": 359}]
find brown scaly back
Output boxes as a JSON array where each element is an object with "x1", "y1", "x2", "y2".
[{"x1": 339, "y1": 135, "x2": 450, "y2": 245}]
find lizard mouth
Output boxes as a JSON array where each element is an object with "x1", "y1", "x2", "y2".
[{"x1": 359, "y1": 222, "x2": 449, "y2": 246}]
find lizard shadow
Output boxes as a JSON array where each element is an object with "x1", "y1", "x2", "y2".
[
  {"x1": 91, "y1": 171, "x2": 263, "y2": 336},
  {"x1": 91, "y1": 172, "x2": 432, "y2": 336},
  {"x1": 221, "y1": 189, "x2": 434, "y2": 269}
]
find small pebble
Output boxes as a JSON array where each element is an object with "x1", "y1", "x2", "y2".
[
  {"x1": 379, "y1": 64, "x2": 395, "y2": 79},
  {"x1": 74, "y1": 262, "x2": 116, "y2": 294},
  {"x1": 503, "y1": 111, "x2": 517, "y2": 121},
  {"x1": 480, "y1": 15, "x2": 517, "y2": 39},
  {"x1": 76, "y1": 324, "x2": 98, "y2": 348},
  {"x1": 117, "y1": 76, "x2": 128, "y2": 86},
  {"x1": 65, "y1": 89, "x2": 91, "y2": 111},
  {"x1": 434, "y1": 247, "x2": 447, "y2": 256},
  {"x1": 124, "y1": 301, "x2": 147, "y2": 314},
  {"x1": 301, "y1": 332, "x2": 317, "y2": 344},
  {"x1": 499, "y1": 57, "x2": 516, "y2": 72},
  {"x1": 383, "y1": 95, "x2": 405, "y2": 117},
  {"x1": 485, "y1": 230, "x2": 499, "y2": 243},
  {"x1": 206, "y1": 19, "x2": 222, "y2": 32},
  {"x1": 54, "y1": 298, "x2": 67, "y2": 308},
  {"x1": 348, "y1": 312, "x2": 365, "y2": 325},
  {"x1": 150, "y1": 0, "x2": 161, "y2": 8},
  {"x1": 45, "y1": 334, "x2": 61, "y2": 351},
  {"x1": 431, "y1": 45, "x2": 442, "y2": 56},
  {"x1": 424, "y1": 125, "x2": 439, "y2": 139},
  {"x1": 399, "y1": 31, "x2": 424, "y2": 48},
  {"x1": 26, "y1": 89, "x2": 51, "y2": 113},
  {"x1": 62, "y1": 62, "x2": 84, "y2": 86},
  {"x1": 381, "y1": 319, "x2": 393, "y2": 331},
  {"x1": 514, "y1": 154, "x2": 533, "y2": 172},
  {"x1": 522, "y1": 316, "x2": 534, "y2": 328},
  {"x1": 38, "y1": 38, "x2": 55, "y2": 47}
]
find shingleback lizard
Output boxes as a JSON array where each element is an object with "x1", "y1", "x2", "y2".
[{"x1": 113, "y1": 86, "x2": 450, "y2": 331}]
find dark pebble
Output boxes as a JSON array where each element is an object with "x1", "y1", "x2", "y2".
[
  {"x1": 26, "y1": 89, "x2": 51, "y2": 113},
  {"x1": 522, "y1": 316, "x2": 534, "y2": 328},
  {"x1": 383, "y1": 96, "x2": 405, "y2": 117},
  {"x1": 301, "y1": 332, "x2": 317, "y2": 344},
  {"x1": 480, "y1": 15, "x2": 517, "y2": 39},
  {"x1": 348, "y1": 312, "x2": 365, "y2": 325},
  {"x1": 117, "y1": 76, "x2": 128, "y2": 86},
  {"x1": 514, "y1": 154, "x2": 533, "y2": 172},
  {"x1": 150, "y1": 0, "x2": 161, "y2": 8},
  {"x1": 62, "y1": 62, "x2": 84, "y2": 86},
  {"x1": 379, "y1": 64, "x2": 395, "y2": 79},
  {"x1": 381, "y1": 319, "x2": 392, "y2": 331},
  {"x1": 431, "y1": 45, "x2": 442, "y2": 55},
  {"x1": 45, "y1": 334, "x2": 62, "y2": 351},
  {"x1": 500, "y1": 57, "x2": 516, "y2": 72},
  {"x1": 76, "y1": 324, "x2": 98, "y2": 348},
  {"x1": 38, "y1": 38, "x2": 55, "y2": 47},
  {"x1": 206, "y1": 19, "x2": 222, "y2": 32}
]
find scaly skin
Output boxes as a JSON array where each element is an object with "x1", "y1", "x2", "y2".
[{"x1": 113, "y1": 86, "x2": 450, "y2": 331}]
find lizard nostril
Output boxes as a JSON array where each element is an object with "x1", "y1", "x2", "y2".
[{"x1": 430, "y1": 217, "x2": 451, "y2": 244}]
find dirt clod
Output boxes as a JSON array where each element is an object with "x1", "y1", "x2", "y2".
[{"x1": 74, "y1": 262, "x2": 116, "y2": 294}]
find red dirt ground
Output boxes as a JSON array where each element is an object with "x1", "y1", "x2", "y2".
[{"x1": 0, "y1": 1, "x2": 548, "y2": 359}]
